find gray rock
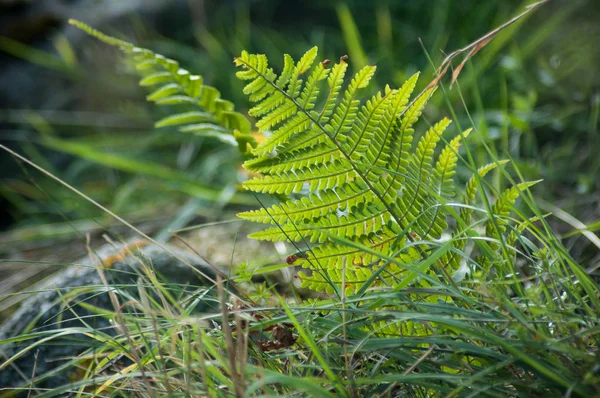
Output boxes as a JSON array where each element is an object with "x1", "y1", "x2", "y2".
[{"x1": 0, "y1": 240, "x2": 224, "y2": 394}]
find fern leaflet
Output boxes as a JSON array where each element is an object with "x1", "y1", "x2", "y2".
[{"x1": 70, "y1": 19, "x2": 255, "y2": 153}]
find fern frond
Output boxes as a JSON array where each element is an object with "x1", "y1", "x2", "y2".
[
  {"x1": 462, "y1": 160, "x2": 510, "y2": 222},
  {"x1": 397, "y1": 118, "x2": 452, "y2": 237},
  {"x1": 364, "y1": 73, "x2": 420, "y2": 182},
  {"x1": 435, "y1": 129, "x2": 472, "y2": 199},
  {"x1": 318, "y1": 61, "x2": 349, "y2": 123},
  {"x1": 329, "y1": 65, "x2": 377, "y2": 139},
  {"x1": 382, "y1": 87, "x2": 436, "y2": 195},
  {"x1": 243, "y1": 141, "x2": 338, "y2": 174},
  {"x1": 441, "y1": 160, "x2": 510, "y2": 271},
  {"x1": 486, "y1": 180, "x2": 541, "y2": 243},
  {"x1": 234, "y1": 47, "x2": 461, "y2": 292},
  {"x1": 236, "y1": 47, "x2": 324, "y2": 155},
  {"x1": 70, "y1": 19, "x2": 254, "y2": 153},
  {"x1": 343, "y1": 87, "x2": 396, "y2": 158},
  {"x1": 249, "y1": 202, "x2": 390, "y2": 243},
  {"x1": 238, "y1": 182, "x2": 373, "y2": 225},
  {"x1": 298, "y1": 266, "x2": 374, "y2": 295},
  {"x1": 242, "y1": 159, "x2": 355, "y2": 195},
  {"x1": 417, "y1": 128, "x2": 471, "y2": 238}
]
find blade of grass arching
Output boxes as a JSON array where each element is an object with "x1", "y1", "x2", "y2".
[
  {"x1": 499, "y1": 70, "x2": 510, "y2": 156},
  {"x1": 92, "y1": 361, "x2": 139, "y2": 395},
  {"x1": 0, "y1": 36, "x2": 73, "y2": 72},
  {"x1": 137, "y1": 274, "x2": 182, "y2": 316},
  {"x1": 342, "y1": 312, "x2": 508, "y2": 360},
  {"x1": 472, "y1": 334, "x2": 584, "y2": 394},
  {"x1": 352, "y1": 373, "x2": 464, "y2": 393},
  {"x1": 436, "y1": 315, "x2": 585, "y2": 393},
  {"x1": 146, "y1": 313, "x2": 176, "y2": 397},
  {"x1": 353, "y1": 238, "x2": 454, "y2": 297},
  {"x1": 30, "y1": 371, "x2": 148, "y2": 398},
  {"x1": 1, "y1": 357, "x2": 90, "y2": 398},
  {"x1": 172, "y1": 218, "x2": 242, "y2": 233},
  {"x1": 53, "y1": 34, "x2": 78, "y2": 68},
  {"x1": 562, "y1": 218, "x2": 600, "y2": 237},
  {"x1": 590, "y1": 92, "x2": 600, "y2": 140},
  {"x1": 40, "y1": 135, "x2": 199, "y2": 181},
  {"x1": 0, "y1": 328, "x2": 97, "y2": 373},
  {"x1": 19, "y1": 140, "x2": 58, "y2": 177},
  {"x1": 250, "y1": 262, "x2": 298, "y2": 276},
  {"x1": 153, "y1": 198, "x2": 206, "y2": 242},
  {"x1": 336, "y1": 3, "x2": 368, "y2": 70},
  {"x1": 244, "y1": 369, "x2": 337, "y2": 398},
  {"x1": 197, "y1": 328, "x2": 236, "y2": 393},
  {"x1": 0, "y1": 218, "x2": 124, "y2": 245},
  {"x1": 357, "y1": 288, "x2": 592, "y2": 392},
  {"x1": 340, "y1": 334, "x2": 506, "y2": 361},
  {"x1": 0, "y1": 109, "x2": 144, "y2": 130},
  {"x1": 442, "y1": 46, "x2": 589, "y2": 318},
  {"x1": 57, "y1": 132, "x2": 180, "y2": 150},
  {"x1": 0, "y1": 146, "x2": 248, "y2": 300},
  {"x1": 39, "y1": 136, "x2": 254, "y2": 205},
  {"x1": 280, "y1": 300, "x2": 348, "y2": 397},
  {"x1": 0, "y1": 212, "x2": 170, "y2": 251},
  {"x1": 394, "y1": 240, "x2": 453, "y2": 291},
  {"x1": 537, "y1": 199, "x2": 600, "y2": 252},
  {"x1": 496, "y1": 147, "x2": 599, "y2": 299}
]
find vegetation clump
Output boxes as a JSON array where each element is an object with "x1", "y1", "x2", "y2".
[{"x1": 0, "y1": 13, "x2": 598, "y2": 398}]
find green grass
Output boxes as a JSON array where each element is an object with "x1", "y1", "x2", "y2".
[{"x1": 3, "y1": 205, "x2": 597, "y2": 396}]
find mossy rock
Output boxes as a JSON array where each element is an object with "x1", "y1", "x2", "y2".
[{"x1": 0, "y1": 241, "x2": 224, "y2": 395}]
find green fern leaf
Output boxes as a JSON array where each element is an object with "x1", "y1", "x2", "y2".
[
  {"x1": 381, "y1": 87, "x2": 436, "y2": 197},
  {"x1": 462, "y1": 160, "x2": 510, "y2": 221},
  {"x1": 343, "y1": 87, "x2": 395, "y2": 158},
  {"x1": 397, "y1": 118, "x2": 452, "y2": 237},
  {"x1": 71, "y1": 19, "x2": 253, "y2": 152},
  {"x1": 364, "y1": 73, "x2": 420, "y2": 182},
  {"x1": 417, "y1": 128, "x2": 471, "y2": 238},
  {"x1": 297, "y1": 230, "x2": 420, "y2": 295},
  {"x1": 242, "y1": 159, "x2": 355, "y2": 195},
  {"x1": 243, "y1": 141, "x2": 338, "y2": 174},
  {"x1": 155, "y1": 111, "x2": 215, "y2": 128},
  {"x1": 234, "y1": 47, "x2": 464, "y2": 293},
  {"x1": 442, "y1": 160, "x2": 509, "y2": 271},
  {"x1": 318, "y1": 61, "x2": 349, "y2": 123},
  {"x1": 249, "y1": 202, "x2": 390, "y2": 243},
  {"x1": 238, "y1": 182, "x2": 374, "y2": 225},
  {"x1": 486, "y1": 180, "x2": 541, "y2": 243},
  {"x1": 329, "y1": 65, "x2": 377, "y2": 139}
]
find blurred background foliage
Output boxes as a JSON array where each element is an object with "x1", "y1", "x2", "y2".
[{"x1": 0, "y1": 0, "x2": 598, "y2": 267}]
